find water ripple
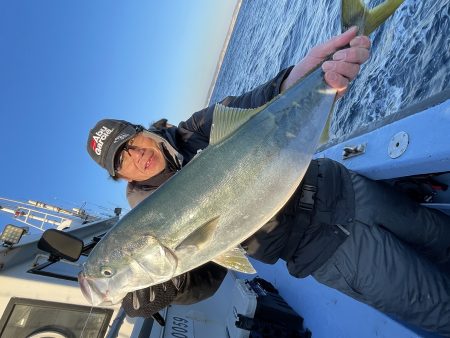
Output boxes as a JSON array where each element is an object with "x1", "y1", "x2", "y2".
[{"x1": 211, "y1": 0, "x2": 450, "y2": 138}]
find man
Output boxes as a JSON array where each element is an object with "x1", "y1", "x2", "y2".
[{"x1": 87, "y1": 28, "x2": 450, "y2": 336}]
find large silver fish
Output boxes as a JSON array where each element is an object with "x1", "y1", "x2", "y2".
[{"x1": 79, "y1": 0, "x2": 404, "y2": 306}]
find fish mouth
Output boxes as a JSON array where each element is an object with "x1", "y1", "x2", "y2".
[
  {"x1": 78, "y1": 244, "x2": 178, "y2": 306},
  {"x1": 78, "y1": 271, "x2": 97, "y2": 304},
  {"x1": 78, "y1": 271, "x2": 126, "y2": 306}
]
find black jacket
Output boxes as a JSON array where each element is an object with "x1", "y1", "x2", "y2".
[{"x1": 124, "y1": 66, "x2": 354, "y2": 308}]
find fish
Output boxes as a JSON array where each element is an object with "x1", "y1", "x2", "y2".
[{"x1": 79, "y1": 0, "x2": 404, "y2": 306}]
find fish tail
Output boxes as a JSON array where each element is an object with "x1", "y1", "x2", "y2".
[{"x1": 342, "y1": 0, "x2": 405, "y2": 35}]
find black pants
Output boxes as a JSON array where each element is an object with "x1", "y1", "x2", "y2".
[{"x1": 312, "y1": 172, "x2": 450, "y2": 337}]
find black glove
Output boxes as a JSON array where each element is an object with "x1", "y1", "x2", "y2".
[{"x1": 121, "y1": 275, "x2": 185, "y2": 320}]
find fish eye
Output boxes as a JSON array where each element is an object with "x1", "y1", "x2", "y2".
[{"x1": 101, "y1": 266, "x2": 114, "y2": 277}]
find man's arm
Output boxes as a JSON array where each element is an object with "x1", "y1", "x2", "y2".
[{"x1": 178, "y1": 27, "x2": 371, "y2": 146}]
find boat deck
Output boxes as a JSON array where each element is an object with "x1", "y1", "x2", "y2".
[{"x1": 157, "y1": 95, "x2": 450, "y2": 338}]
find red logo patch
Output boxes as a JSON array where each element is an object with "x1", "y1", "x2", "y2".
[{"x1": 91, "y1": 139, "x2": 97, "y2": 152}]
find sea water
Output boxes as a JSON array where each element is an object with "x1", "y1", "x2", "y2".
[{"x1": 210, "y1": 0, "x2": 450, "y2": 138}]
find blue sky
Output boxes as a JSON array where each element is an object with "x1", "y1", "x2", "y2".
[{"x1": 0, "y1": 1, "x2": 239, "y2": 235}]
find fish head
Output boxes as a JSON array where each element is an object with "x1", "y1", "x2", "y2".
[{"x1": 78, "y1": 233, "x2": 177, "y2": 306}]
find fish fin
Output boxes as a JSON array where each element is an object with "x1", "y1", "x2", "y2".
[
  {"x1": 318, "y1": 113, "x2": 331, "y2": 146},
  {"x1": 209, "y1": 103, "x2": 266, "y2": 145},
  {"x1": 173, "y1": 244, "x2": 197, "y2": 257},
  {"x1": 212, "y1": 246, "x2": 257, "y2": 274},
  {"x1": 342, "y1": 0, "x2": 404, "y2": 35},
  {"x1": 175, "y1": 216, "x2": 220, "y2": 253},
  {"x1": 318, "y1": 98, "x2": 338, "y2": 146}
]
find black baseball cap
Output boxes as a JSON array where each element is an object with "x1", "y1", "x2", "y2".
[{"x1": 87, "y1": 119, "x2": 142, "y2": 176}]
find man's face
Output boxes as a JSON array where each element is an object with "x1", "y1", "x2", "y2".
[{"x1": 115, "y1": 132, "x2": 166, "y2": 182}]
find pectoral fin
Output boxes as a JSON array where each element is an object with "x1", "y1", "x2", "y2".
[
  {"x1": 212, "y1": 246, "x2": 257, "y2": 274},
  {"x1": 175, "y1": 216, "x2": 220, "y2": 253},
  {"x1": 342, "y1": 0, "x2": 404, "y2": 35},
  {"x1": 209, "y1": 104, "x2": 266, "y2": 145}
]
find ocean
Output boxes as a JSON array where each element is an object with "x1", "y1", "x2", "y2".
[{"x1": 210, "y1": 0, "x2": 450, "y2": 138}]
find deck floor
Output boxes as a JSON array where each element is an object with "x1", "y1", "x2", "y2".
[{"x1": 242, "y1": 259, "x2": 443, "y2": 338}]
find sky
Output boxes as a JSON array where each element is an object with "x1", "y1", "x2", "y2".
[{"x1": 0, "y1": 0, "x2": 239, "y2": 236}]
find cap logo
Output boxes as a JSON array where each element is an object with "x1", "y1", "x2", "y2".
[
  {"x1": 91, "y1": 126, "x2": 113, "y2": 156},
  {"x1": 114, "y1": 132, "x2": 131, "y2": 144}
]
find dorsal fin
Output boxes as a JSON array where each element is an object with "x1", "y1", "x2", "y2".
[{"x1": 209, "y1": 103, "x2": 266, "y2": 145}]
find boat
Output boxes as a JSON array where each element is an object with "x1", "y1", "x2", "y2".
[
  {"x1": 0, "y1": 201, "x2": 133, "y2": 337},
  {"x1": 245, "y1": 90, "x2": 450, "y2": 338},
  {"x1": 1, "y1": 92, "x2": 449, "y2": 338}
]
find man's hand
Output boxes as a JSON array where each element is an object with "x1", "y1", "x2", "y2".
[
  {"x1": 121, "y1": 276, "x2": 184, "y2": 319},
  {"x1": 280, "y1": 26, "x2": 371, "y2": 98}
]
